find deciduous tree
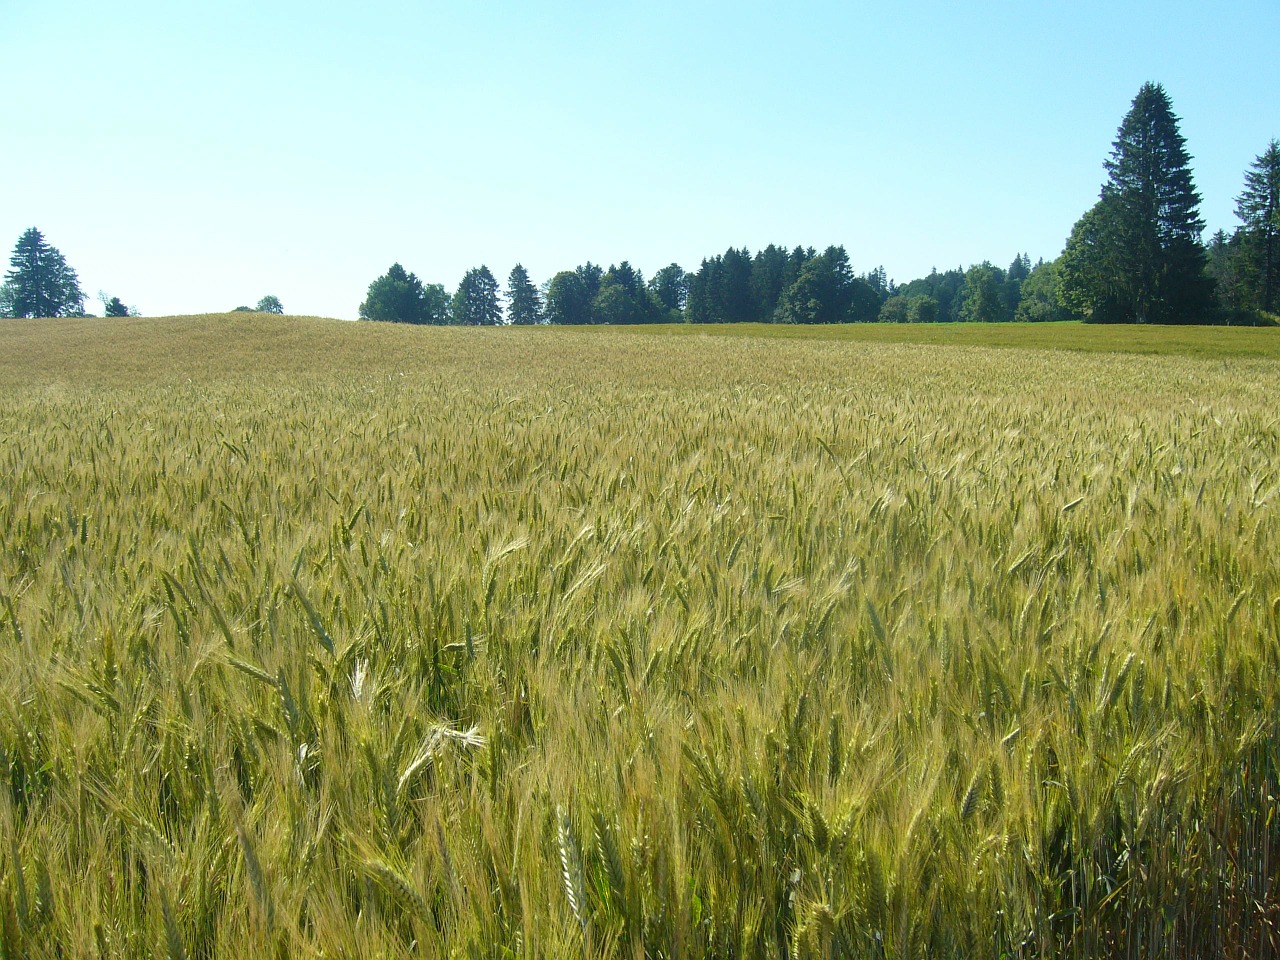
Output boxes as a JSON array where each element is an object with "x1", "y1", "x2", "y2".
[
  {"x1": 959, "y1": 263, "x2": 1007, "y2": 323},
  {"x1": 648, "y1": 264, "x2": 689, "y2": 320},
  {"x1": 360, "y1": 263, "x2": 449, "y2": 324},
  {"x1": 1061, "y1": 201, "x2": 1128, "y2": 323},
  {"x1": 545, "y1": 264, "x2": 603, "y2": 325},
  {"x1": 1014, "y1": 258, "x2": 1072, "y2": 322}
]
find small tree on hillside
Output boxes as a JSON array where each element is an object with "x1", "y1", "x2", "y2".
[
  {"x1": 360, "y1": 263, "x2": 449, "y2": 324},
  {"x1": 256, "y1": 295, "x2": 284, "y2": 314},
  {"x1": 0, "y1": 283, "x2": 16, "y2": 318},
  {"x1": 98, "y1": 292, "x2": 132, "y2": 317},
  {"x1": 4, "y1": 227, "x2": 85, "y2": 318}
]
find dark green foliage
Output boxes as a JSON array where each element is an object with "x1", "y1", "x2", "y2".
[
  {"x1": 232, "y1": 305, "x2": 253, "y2": 313},
  {"x1": 1234, "y1": 140, "x2": 1280, "y2": 313},
  {"x1": 98, "y1": 291, "x2": 136, "y2": 318},
  {"x1": 544, "y1": 265, "x2": 602, "y2": 325},
  {"x1": 604, "y1": 261, "x2": 640, "y2": 297},
  {"x1": 774, "y1": 261, "x2": 827, "y2": 324},
  {"x1": 1205, "y1": 230, "x2": 1260, "y2": 322},
  {"x1": 647, "y1": 264, "x2": 689, "y2": 320},
  {"x1": 864, "y1": 265, "x2": 890, "y2": 302},
  {"x1": 775, "y1": 247, "x2": 883, "y2": 324},
  {"x1": 958, "y1": 263, "x2": 1007, "y2": 323},
  {"x1": 453, "y1": 266, "x2": 502, "y2": 326},
  {"x1": 421, "y1": 283, "x2": 451, "y2": 324},
  {"x1": 593, "y1": 263, "x2": 661, "y2": 325},
  {"x1": 544, "y1": 271, "x2": 587, "y2": 325},
  {"x1": 1002, "y1": 253, "x2": 1031, "y2": 318},
  {"x1": 1015, "y1": 259, "x2": 1073, "y2": 322},
  {"x1": 359, "y1": 263, "x2": 450, "y2": 324},
  {"x1": 720, "y1": 247, "x2": 754, "y2": 321},
  {"x1": 684, "y1": 258, "x2": 718, "y2": 323},
  {"x1": 910, "y1": 295, "x2": 939, "y2": 324},
  {"x1": 687, "y1": 248, "x2": 755, "y2": 323},
  {"x1": 103, "y1": 297, "x2": 130, "y2": 317},
  {"x1": 256, "y1": 295, "x2": 284, "y2": 315},
  {"x1": 895, "y1": 268, "x2": 967, "y2": 323},
  {"x1": 506, "y1": 264, "x2": 543, "y2": 325},
  {"x1": 878, "y1": 294, "x2": 938, "y2": 323},
  {"x1": 592, "y1": 284, "x2": 645, "y2": 325},
  {"x1": 1061, "y1": 200, "x2": 1129, "y2": 324},
  {"x1": 1062, "y1": 83, "x2": 1214, "y2": 323},
  {"x1": 688, "y1": 245, "x2": 886, "y2": 324},
  {"x1": 1006, "y1": 253, "x2": 1031, "y2": 284},
  {"x1": 878, "y1": 295, "x2": 908, "y2": 323},
  {"x1": 3, "y1": 227, "x2": 85, "y2": 318},
  {"x1": 749, "y1": 245, "x2": 790, "y2": 322}
]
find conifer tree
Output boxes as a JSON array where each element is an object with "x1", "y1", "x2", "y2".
[
  {"x1": 3, "y1": 227, "x2": 85, "y2": 318},
  {"x1": 1235, "y1": 140, "x2": 1280, "y2": 313},
  {"x1": 452, "y1": 266, "x2": 502, "y2": 326},
  {"x1": 1062, "y1": 83, "x2": 1214, "y2": 323},
  {"x1": 506, "y1": 264, "x2": 543, "y2": 325}
]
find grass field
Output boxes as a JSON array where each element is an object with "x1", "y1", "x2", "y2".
[
  {"x1": 638, "y1": 318, "x2": 1280, "y2": 359},
  {"x1": 1, "y1": 314, "x2": 1278, "y2": 958}
]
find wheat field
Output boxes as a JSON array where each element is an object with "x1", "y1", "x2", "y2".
[{"x1": 0, "y1": 315, "x2": 1278, "y2": 958}]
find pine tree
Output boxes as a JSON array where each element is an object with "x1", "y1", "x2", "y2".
[
  {"x1": 3, "y1": 227, "x2": 85, "y2": 318},
  {"x1": 1235, "y1": 140, "x2": 1280, "y2": 313},
  {"x1": 774, "y1": 247, "x2": 878, "y2": 324},
  {"x1": 506, "y1": 264, "x2": 543, "y2": 325},
  {"x1": 1062, "y1": 83, "x2": 1214, "y2": 323},
  {"x1": 452, "y1": 266, "x2": 502, "y2": 326}
]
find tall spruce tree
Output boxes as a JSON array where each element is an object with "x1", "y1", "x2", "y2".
[
  {"x1": 452, "y1": 266, "x2": 502, "y2": 326},
  {"x1": 506, "y1": 264, "x2": 543, "y2": 325},
  {"x1": 3, "y1": 227, "x2": 85, "y2": 318},
  {"x1": 1062, "y1": 83, "x2": 1213, "y2": 323},
  {"x1": 1235, "y1": 140, "x2": 1280, "y2": 313}
]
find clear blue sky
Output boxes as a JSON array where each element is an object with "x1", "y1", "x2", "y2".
[{"x1": 3, "y1": 1, "x2": 1277, "y2": 319}]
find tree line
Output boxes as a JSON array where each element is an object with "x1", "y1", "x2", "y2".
[
  {"x1": 359, "y1": 84, "x2": 1276, "y2": 327},
  {"x1": 4, "y1": 83, "x2": 1276, "y2": 326}
]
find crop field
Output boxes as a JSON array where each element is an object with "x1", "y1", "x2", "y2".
[{"x1": 1, "y1": 315, "x2": 1279, "y2": 959}]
